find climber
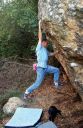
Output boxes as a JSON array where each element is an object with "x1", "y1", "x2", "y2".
[{"x1": 24, "y1": 20, "x2": 60, "y2": 99}]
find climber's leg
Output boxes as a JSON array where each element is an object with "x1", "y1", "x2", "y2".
[
  {"x1": 24, "y1": 67, "x2": 45, "y2": 99},
  {"x1": 46, "y1": 65, "x2": 60, "y2": 88}
]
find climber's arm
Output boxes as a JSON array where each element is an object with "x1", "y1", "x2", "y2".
[
  {"x1": 36, "y1": 20, "x2": 42, "y2": 51},
  {"x1": 38, "y1": 20, "x2": 42, "y2": 44}
]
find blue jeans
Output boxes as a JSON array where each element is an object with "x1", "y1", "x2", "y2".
[{"x1": 26, "y1": 65, "x2": 60, "y2": 93}]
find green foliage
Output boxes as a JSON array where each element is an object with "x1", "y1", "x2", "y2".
[{"x1": 0, "y1": 0, "x2": 38, "y2": 58}]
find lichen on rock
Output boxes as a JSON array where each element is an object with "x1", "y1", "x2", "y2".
[{"x1": 38, "y1": 0, "x2": 83, "y2": 100}]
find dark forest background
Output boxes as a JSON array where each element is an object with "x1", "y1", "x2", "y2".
[{"x1": 0, "y1": 0, "x2": 38, "y2": 58}]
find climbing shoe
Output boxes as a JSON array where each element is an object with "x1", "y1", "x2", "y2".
[
  {"x1": 54, "y1": 81, "x2": 63, "y2": 89},
  {"x1": 54, "y1": 81, "x2": 59, "y2": 88}
]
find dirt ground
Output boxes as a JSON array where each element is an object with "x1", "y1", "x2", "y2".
[{"x1": 0, "y1": 61, "x2": 83, "y2": 128}]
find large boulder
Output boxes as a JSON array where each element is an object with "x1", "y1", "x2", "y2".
[
  {"x1": 3, "y1": 97, "x2": 26, "y2": 115},
  {"x1": 38, "y1": 0, "x2": 83, "y2": 100}
]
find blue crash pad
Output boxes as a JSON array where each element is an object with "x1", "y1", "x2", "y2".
[{"x1": 5, "y1": 107, "x2": 43, "y2": 128}]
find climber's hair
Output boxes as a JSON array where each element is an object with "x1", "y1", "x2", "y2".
[
  {"x1": 42, "y1": 38, "x2": 48, "y2": 42},
  {"x1": 48, "y1": 106, "x2": 61, "y2": 122}
]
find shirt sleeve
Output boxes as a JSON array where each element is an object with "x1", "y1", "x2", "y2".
[{"x1": 36, "y1": 41, "x2": 42, "y2": 51}]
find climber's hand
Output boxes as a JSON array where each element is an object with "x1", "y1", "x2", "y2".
[
  {"x1": 54, "y1": 51, "x2": 60, "y2": 55},
  {"x1": 50, "y1": 51, "x2": 59, "y2": 56},
  {"x1": 49, "y1": 52, "x2": 55, "y2": 56}
]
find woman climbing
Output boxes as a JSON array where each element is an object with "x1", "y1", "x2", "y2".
[{"x1": 24, "y1": 20, "x2": 60, "y2": 99}]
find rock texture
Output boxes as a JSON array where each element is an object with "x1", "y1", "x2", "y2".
[
  {"x1": 3, "y1": 97, "x2": 26, "y2": 114},
  {"x1": 38, "y1": 0, "x2": 83, "y2": 100}
]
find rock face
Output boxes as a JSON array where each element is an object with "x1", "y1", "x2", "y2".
[
  {"x1": 3, "y1": 97, "x2": 26, "y2": 114},
  {"x1": 38, "y1": 0, "x2": 83, "y2": 100}
]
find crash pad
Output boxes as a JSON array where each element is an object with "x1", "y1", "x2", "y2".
[{"x1": 5, "y1": 107, "x2": 43, "y2": 128}]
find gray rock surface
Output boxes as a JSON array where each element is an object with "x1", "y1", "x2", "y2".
[{"x1": 38, "y1": 0, "x2": 83, "y2": 100}]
